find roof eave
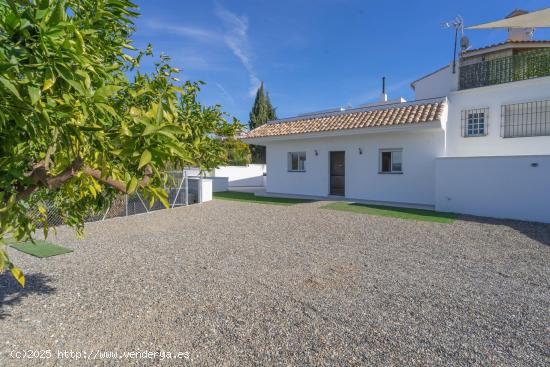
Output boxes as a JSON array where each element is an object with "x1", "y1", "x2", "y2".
[
  {"x1": 462, "y1": 41, "x2": 550, "y2": 58},
  {"x1": 243, "y1": 120, "x2": 443, "y2": 144}
]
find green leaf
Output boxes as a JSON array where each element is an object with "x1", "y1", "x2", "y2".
[
  {"x1": 10, "y1": 265, "x2": 25, "y2": 287},
  {"x1": 65, "y1": 79, "x2": 86, "y2": 95},
  {"x1": 155, "y1": 102, "x2": 163, "y2": 123},
  {"x1": 28, "y1": 86, "x2": 41, "y2": 105},
  {"x1": 56, "y1": 65, "x2": 86, "y2": 95},
  {"x1": 38, "y1": 204, "x2": 47, "y2": 216},
  {"x1": 48, "y1": 0, "x2": 65, "y2": 25},
  {"x1": 127, "y1": 177, "x2": 138, "y2": 194},
  {"x1": 74, "y1": 29, "x2": 85, "y2": 54},
  {"x1": 0, "y1": 77, "x2": 22, "y2": 100},
  {"x1": 155, "y1": 188, "x2": 170, "y2": 208},
  {"x1": 96, "y1": 103, "x2": 118, "y2": 118},
  {"x1": 19, "y1": 19, "x2": 31, "y2": 30},
  {"x1": 93, "y1": 85, "x2": 122, "y2": 101},
  {"x1": 142, "y1": 124, "x2": 157, "y2": 136},
  {"x1": 42, "y1": 78, "x2": 55, "y2": 91},
  {"x1": 150, "y1": 187, "x2": 170, "y2": 208},
  {"x1": 138, "y1": 150, "x2": 152, "y2": 169}
]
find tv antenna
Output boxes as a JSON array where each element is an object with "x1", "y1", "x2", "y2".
[{"x1": 442, "y1": 15, "x2": 465, "y2": 74}]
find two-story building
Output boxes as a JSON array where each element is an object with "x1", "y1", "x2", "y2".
[{"x1": 244, "y1": 9, "x2": 550, "y2": 223}]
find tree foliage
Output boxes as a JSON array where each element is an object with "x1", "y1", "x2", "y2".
[
  {"x1": 0, "y1": 0, "x2": 242, "y2": 285},
  {"x1": 248, "y1": 81, "x2": 276, "y2": 130},
  {"x1": 248, "y1": 81, "x2": 276, "y2": 163},
  {"x1": 223, "y1": 138, "x2": 251, "y2": 166}
]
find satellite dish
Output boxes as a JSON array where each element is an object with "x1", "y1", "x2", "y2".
[{"x1": 460, "y1": 35, "x2": 470, "y2": 51}]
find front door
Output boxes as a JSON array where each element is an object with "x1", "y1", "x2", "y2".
[{"x1": 330, "y1": 151, "x2": 345, "y2": 196}]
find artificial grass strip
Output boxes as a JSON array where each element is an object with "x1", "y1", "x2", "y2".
[
  {"x1": 10, "y1": 240, "x2": 73, "y2": 258},
  {"x1": 321, "y1": 202, "x2": 457, "y2": 223},
  {"x1": 213, "y1": 191, "x2": 312, "y2": 206}
]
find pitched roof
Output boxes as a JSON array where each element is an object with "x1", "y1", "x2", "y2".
[{"x1": 245, "y1": 99, "x2": 446, "y2": 139}]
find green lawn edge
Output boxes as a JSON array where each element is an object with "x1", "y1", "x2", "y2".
[
  {"x1": 213, "y1": 191, "x2": 311, "y2": 205},
  {"x1": 321, "y1": 202, "x2": 457, "y2": 223}
]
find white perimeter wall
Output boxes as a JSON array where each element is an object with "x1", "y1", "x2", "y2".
[
  {"x1": 265, "y1": 129, "x2": 445, "y2": 206},
  {"x1": 436, "y1": 155, "x2": 550, "y2": 223},
  {"x1": 446, "y1": 76, "x2": 550, "y2": 157},
  {"x1": 213, "y1": 164, "x2": 266, "y2": 187}
]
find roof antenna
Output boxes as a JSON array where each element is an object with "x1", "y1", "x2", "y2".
[{"x1": 442, "y1": 15, "x2": 464, "y2": 74}]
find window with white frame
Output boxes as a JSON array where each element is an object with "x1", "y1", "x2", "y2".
[
  {"x1": 461, "y1": 108, "x2": 488, "y2": 137},
  {"x1": 501, "y1": 100, "x2": 550, "y2": 138},
  {"x1": 379, "y1": 149, "x2": 402, "y2": 173},
  {"x1": 287, "y1": 152, "x2": 306, "y2": 172}
]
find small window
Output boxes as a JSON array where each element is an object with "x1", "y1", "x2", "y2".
[
  {"x1": 461, "y1": 108, "x2": 488, "y2": 137},
  {"x1": 288, "y1": 152, "x2": 306, "y2": 172},
  {"x1": 379, "y1": 149, "x2": 402, "y2": 174}
]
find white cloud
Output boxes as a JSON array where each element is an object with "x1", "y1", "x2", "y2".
[
  {"x1": 215, "y1": 83, "x2": 235, "y2": 105},
  {"x1": 215, "y1": 6, "x2": 260, "y2": 97},
  {"x1": 144, "y1": 7, "x2": 261, "y2": 98},
  {"x1": 145, "y1": 20, "x2": 220, "y2": 43}
]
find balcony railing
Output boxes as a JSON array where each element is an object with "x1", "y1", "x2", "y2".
[{"x1": 459, "y1": 49, "x2": 550, "y2": 90}]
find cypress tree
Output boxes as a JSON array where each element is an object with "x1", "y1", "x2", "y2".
[
  {"x1": 248, "y1": 82, "x2": 277, "y2": 163},
  {"x1": 249, "y1": 82, "x2": 277, "y2": 130}
]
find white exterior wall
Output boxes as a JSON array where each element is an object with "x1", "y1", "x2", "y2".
[
  {"x1": 265, "y1": 129, "x2": 445, "y2": 206},
  {"x1": 198, "y1": 178, "x2": 212, "y2": 202},
  {"x1": 413, "y1": 65, "x2": 457, "y2": 100},
  {"x1": 435, "y1": 155, "x2": 550, "y2": 223},
  {"x1": 213, "y1": 164, "x2": 266, "y2": 187},
  {"x1": 446, "y1": 76, "x2": 550, "y2": 156},
  {"x1": 208, "y1": 177, "x2": 229, "y2": 192}
]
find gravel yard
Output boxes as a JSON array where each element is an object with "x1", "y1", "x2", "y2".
[{"x1": 1, "y1": 199, "x2": 549, "y2": 366}]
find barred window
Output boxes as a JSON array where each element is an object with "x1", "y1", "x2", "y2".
[
  {"x1": 501, "y1": 100, "x2": 550, "y2": 138},
  {"x1": 461, "y1": 108, "x2": 488, "y2": 137},
  {"x1": 287, "y1": 152, "x2": 306, "y2": 172}
]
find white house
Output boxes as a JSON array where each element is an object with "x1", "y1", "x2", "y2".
[{"x1": 244, "y1": 9, "x2": 550, "y2": 223}]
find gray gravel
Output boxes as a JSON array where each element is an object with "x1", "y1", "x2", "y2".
[{"x1": 0, "y1": 199, "x2": 549, "y2": 366}]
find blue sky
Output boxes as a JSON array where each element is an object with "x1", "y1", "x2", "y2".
[{"x1": 132, "y1": 0, "x2": 550, "y2": 124}]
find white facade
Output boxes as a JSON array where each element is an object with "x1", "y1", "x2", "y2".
[
  {"x1": 246, "y1": 43, "x2": 550, "y2": 223},
  {"x1": 265, "y1": 128, "x2": 444, "y2": 206},
  {"x1": 445, "y1": 76, "x2": 550, "y2": 156},
  {"x1": 435, "y1": 155, "x2": 550, "y2": 223}
]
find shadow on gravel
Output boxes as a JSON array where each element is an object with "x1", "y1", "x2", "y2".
[
  {"x1": 0, "y1": 273, "x2": 56, "y2": 320},
  {"x1": 459, "y1": 215, "x2": 550, "y2": 247}
]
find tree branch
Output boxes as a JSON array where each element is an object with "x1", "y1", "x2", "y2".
[
  {"x1": 15, "y1": 159, "x2": 153, "y2": 201},
  {"x1": 82, "y1": 165, "x2": 152, "y2": 194},
  {"x1": 15, "y1": 158, "x2": 84, "y2": 201}
]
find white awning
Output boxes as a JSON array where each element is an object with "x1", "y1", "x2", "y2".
[{"x1": 468, "y1": 8, "x2": 550, "y2": 29}]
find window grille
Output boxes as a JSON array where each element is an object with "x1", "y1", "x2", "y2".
[
  {"x1": 501, "y1": 100, "x2": 550, "y2": 138},
  {"x1": 461, "y1": 108, "x2": 488, "y2": 137}
]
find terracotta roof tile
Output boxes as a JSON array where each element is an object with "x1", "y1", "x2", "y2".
[{"x1": 245, "y1": 100, "x2": 445, "y2": 139}]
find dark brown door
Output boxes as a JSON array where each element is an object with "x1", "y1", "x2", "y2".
[{"x1": 330, "y1": 151, "x2": 345, "y2": 196}]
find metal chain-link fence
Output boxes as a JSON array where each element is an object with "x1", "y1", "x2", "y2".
[{"x1": 30, "y1": 170, "x2": 204, "y2": 228}]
